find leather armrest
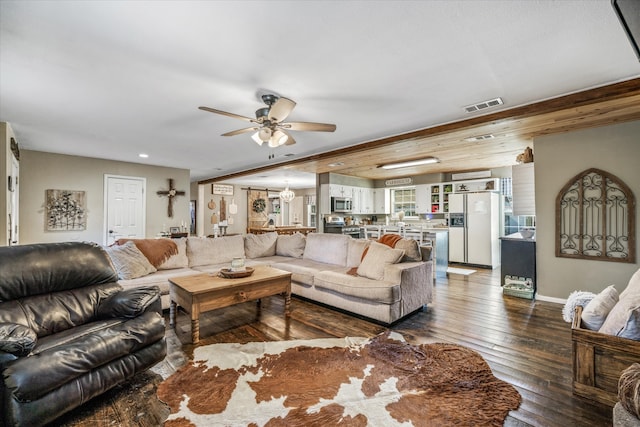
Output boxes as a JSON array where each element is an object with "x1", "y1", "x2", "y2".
[
  {"x1": 97, "y1": 286, "x2": 161, "y2": 319},
  {"x1": 0, "y1": 323, "x2": 37, "y2": 357}
]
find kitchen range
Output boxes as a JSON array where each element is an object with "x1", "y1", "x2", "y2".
[{"x1": 323, "y1": 216, "x2": 361, "y2": 238}]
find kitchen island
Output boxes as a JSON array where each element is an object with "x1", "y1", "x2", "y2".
[
  {"x1": 361, "y1": 226, "x2": 449, "y2": 279},
  {"x1": 248, "y1": 226, "x2": 316, "y2": 235}
]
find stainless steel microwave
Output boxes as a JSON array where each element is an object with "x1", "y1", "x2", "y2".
[{"x1": 331, "y1": 197, "x2": 352, "y2": 213}]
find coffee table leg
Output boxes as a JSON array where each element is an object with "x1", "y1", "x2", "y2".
[
  {"x1": 191, "y1": 317, "x2": 200, "y2": 344},
  {"x1": 285, "y1": 291, "x2": 291, "y2": 317},
  {"x1": 169, "y1": 300, "x2": 177, "y2": 328}
]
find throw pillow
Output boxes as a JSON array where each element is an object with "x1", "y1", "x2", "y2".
[
  {"x1": 105, "y1": 241, "x2": 157, "y2": 280},
  {"x1": 580, "y1": 285, "x2": 619, "y2": 330},
  {"x1": 276, "y1": 233, "x2": 306, "y2": 258},
  {"x1": 618, "y1": 363, "x2": 640, "y2": 419},
  {"x1": 598, "y1": 292, "x2": 640, "y2": 339},
  {"x1": 562, "y1": 290, "x2": 596, "y2": 323},
  {"x1": 115, "y1": 238, "x2": 178, "y2": 268},
  {"x1": 620, "y1": 268, "x2": 640, "y2": 300},
  {"x1": 157, "y1": 237, "x2": 189, "y2": 270},
  {"x1": 244, "y1": 232, "x2": 277, "y2": 259},
  {"x1": 346, "y1": 238, "x2": 371, "y2": 267},
  {"x1": 394, "y1": 238, "x2": 421, "y2": 262},
  {"x1": 356, "y1": 241, "x2": 405, "y2": 281},
  {"x1": 0, "y1": 323, "x2": 37, "y2": 357}
]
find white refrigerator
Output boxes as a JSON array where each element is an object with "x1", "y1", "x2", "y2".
[{"x1": 448, "y1": 192, "x2": 500, "y2": 268}]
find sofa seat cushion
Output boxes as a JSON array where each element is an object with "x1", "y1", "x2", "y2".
[
  {"x1": 118, "y1": 268, "x2": 194, "y2": 296},
  {"x1": 4, "y1": 311, "x2": 165, "y2": 402},
  {"x1": 313, "y1": 270, "x2": 400, "y2": 304},
  {"x1": 271, "y1": 259, "x2": 345, "y2": 287}
]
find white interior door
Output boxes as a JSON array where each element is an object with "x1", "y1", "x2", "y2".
[{"x1": 104, "y1": 175, "x2": 146, "y2": 245}]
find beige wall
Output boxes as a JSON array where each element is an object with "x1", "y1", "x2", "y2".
[
  {"x1": 20, "y1": 150, "x2": 190, "y2": 245},
  {"x1": 534, "y1": 121, "x2": 640, "y2": 300}
]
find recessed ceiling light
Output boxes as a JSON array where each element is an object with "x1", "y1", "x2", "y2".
[
  {"x1": 328, "y1": 162, "x2": 344, "y2": 167},
  {"x1": 138, "y1": 153, "x2": 149, "y2": 158},
  {"x1": 380, "y1": 157, "x2": 439, "y2": 170}
]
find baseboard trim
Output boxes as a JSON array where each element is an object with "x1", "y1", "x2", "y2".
[{"x1": 536, "y1": 294, "x2": 566, "y2": 304}]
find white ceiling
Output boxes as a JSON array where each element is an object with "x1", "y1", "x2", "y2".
[{"x1": 1, "y1": 1, "x2": 639, "y2": 189}]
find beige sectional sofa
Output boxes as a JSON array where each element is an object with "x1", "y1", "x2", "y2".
[{"x1": 107, "y1": 232, "x2": 433, "y2": 325}]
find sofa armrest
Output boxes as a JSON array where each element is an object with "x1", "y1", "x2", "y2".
[
  {"x1": 97, "y1": 286, "x2": 162, "y2": 319},
  {"x1": 383, "y1": 261, "x2": 433, "y2": 316},
  {"x1": 0, "y1": 323, "x2": 37, "y2": 357}
]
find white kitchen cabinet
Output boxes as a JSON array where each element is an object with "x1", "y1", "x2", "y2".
[
  {"x1": 414, "y1": 184, "x2": 430, "y2": 214},
  {"x1": 373, "y1": 188, "x2": 390, "y2": 214},
  {"x1": 329, "y1": 184, "x2": 352, "y2": 198}
]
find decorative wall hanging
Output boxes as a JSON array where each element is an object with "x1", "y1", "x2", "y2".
[
  {"x1": 157, "y1": 178, "x2": 185, "y2": 218},
  {"x1": 556, "y1": 168, "x2": 635, "y2": 263},
  {"x1": 212, "y1": 183, "x2": 233, "y2": 195},
  {"x1": 46, "y1": 189, "x2": 86, "y2": 231}
]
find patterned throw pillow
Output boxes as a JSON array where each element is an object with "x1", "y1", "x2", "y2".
[{"x1": 105, "y1": 241, "x2": 157, "y2": 280}]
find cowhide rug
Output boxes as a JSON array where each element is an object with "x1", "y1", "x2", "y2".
[{"x1": 157, "y1": 331, "x2": 521, "y2": 426}]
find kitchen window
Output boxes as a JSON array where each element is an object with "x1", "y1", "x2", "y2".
[{"x1": 390, "y1": 187, "x2": 417, "y2": 218}]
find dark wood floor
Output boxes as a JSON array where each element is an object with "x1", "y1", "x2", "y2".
[{"x1": 55, "y1": 267, "x2": 614, "y2": 426}]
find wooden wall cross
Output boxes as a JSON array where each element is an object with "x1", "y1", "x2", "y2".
[{"x1": 157, "y1": 178, "x2": 185, "y2": 218}]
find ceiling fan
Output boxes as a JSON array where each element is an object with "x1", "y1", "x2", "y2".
[{"x1": 199, "y1": 94, "x2": 336, "y2": 148}]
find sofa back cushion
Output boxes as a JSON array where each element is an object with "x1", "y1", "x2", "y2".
[
  {"x1": 187, "y1": 235, "x2": 245, "y2": 267},
  {"x1": 0, "y1": 242, "x2": 117, "y2": 302},
  {"x1": 0, "y1": 282, "x2": 122, "y2": 338},
  {"x1": 276, "y1": 233, "x2": 306, "y2": 258},
  {"x1": 244, "y1": 232, "x2": 278, "y2": 258},
  {"x1": 303, "y1": 233, "x2": 350, "y2": 266}
]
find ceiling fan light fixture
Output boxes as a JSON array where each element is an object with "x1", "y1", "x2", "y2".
[
  {"x1": 380, "y1": 157, "x2": 439, "y2": 170},
  {"x1": 258, "y1": 127, "x2": 272, "y2": 142},
  {"x1": 273, "y1": 130, "x2": 288, "y2": 146},
  {"x1": 252, "y1": 132, "x2": 264, "y2": 146}
]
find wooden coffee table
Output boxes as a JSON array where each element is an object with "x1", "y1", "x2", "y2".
[{"x1": 168, "y1": 265, "x2": 292, "y2": 343}]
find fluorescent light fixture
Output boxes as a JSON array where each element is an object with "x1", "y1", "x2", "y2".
[
  {"x1": 138, "y1": 153, "x2": 149, "y2": 158},
  {"x1": 380, "y1": 157, "x2": 439, "y2": 170}
]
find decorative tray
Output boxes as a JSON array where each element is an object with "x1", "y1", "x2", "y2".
[{"x1": 218, "y1": 267, "x2": 254, "y2": 279}]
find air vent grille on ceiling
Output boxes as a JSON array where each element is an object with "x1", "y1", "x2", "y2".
[
  {"x1": 466, "y1": 134, "x2": 495, "y2": 142},
  {"x1": 464, "y1": 97, "x2": 504, "y2": 113}
]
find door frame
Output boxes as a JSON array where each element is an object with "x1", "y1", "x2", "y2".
[{"x1": 103, "y1": 174, "x2": 147, "y2": 245}]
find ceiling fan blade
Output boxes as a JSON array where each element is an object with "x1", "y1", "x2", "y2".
[
  {"x1": 222, "y1": 127, "x2": 258, "y2": 137},
  {"x1": 268, "y1": 97, "x2": 296, "y2": 122},
  {"x1": 282, "y1": 121, "x2": 337, "y2": 132},
  {"x1": 199, "y1": 106, "x2": 254, "y2": 122},
  {"x1": 282, "y1": 130, "x2": 296, "y2": 146}
]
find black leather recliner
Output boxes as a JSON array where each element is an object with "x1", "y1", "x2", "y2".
[{"x1": 0, "y1": 242, "x2": 167, "y2": 427}]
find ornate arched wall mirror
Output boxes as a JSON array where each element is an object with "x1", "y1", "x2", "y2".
[{"x1": 556, "y1": 168, "x2": 635, "y2": 263}]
